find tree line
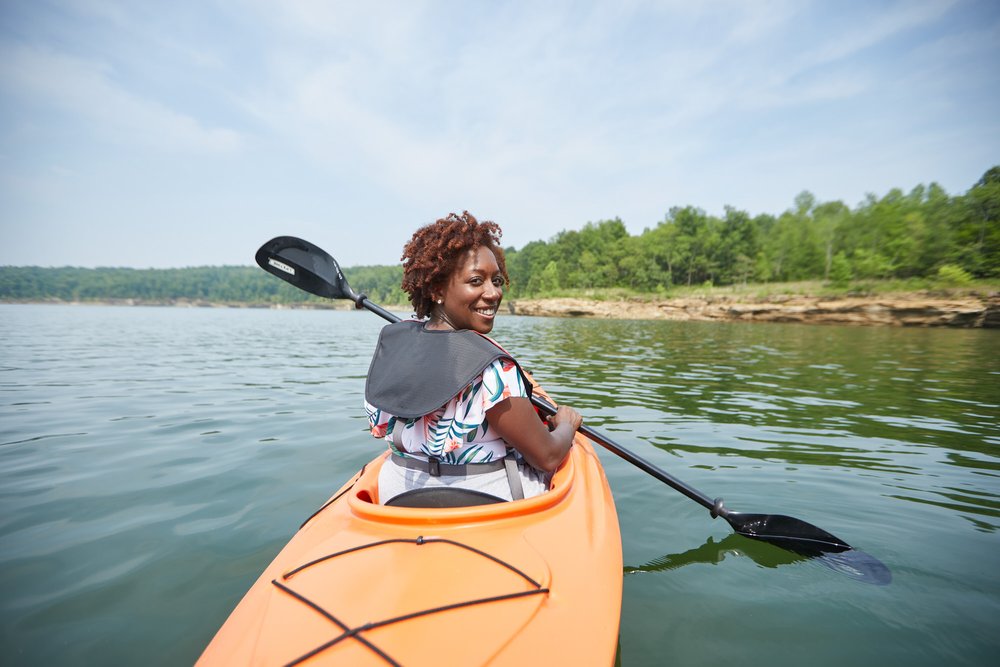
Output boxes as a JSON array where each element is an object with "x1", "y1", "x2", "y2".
[
  {"x1": 2, "y1": 167, "x2": 997, "y2": 304},
  {"x1": 0, "y1": 265, "x2": 407, "y2": 305},
  {"x1": 505, "y1": 166, "x2": 999, "y2": 295}
]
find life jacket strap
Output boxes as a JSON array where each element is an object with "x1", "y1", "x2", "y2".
[
  {"x1": 504, "y1": 450, "x2": 525, "y2": 501},
  {"x1": 389, "y1": 455, "x2": 505, "y2": 477}
]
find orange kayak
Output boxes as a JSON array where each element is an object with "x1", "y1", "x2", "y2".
[{"x1": 197, "y1": 386, "x2": 623, "y2": 666}]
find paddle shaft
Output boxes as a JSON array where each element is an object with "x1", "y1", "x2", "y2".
[
  {"x1": 532, "y1": 401, "x2": 718, "y2": 512},
  {"x1": 355, "y1": 297, "x2": 722, "y2": 516}
]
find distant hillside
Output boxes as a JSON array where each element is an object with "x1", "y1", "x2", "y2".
[
  {"x1": 3, "y1": 167, "x2": 997, "y2": 304},
  {"x1": 0, "y1": 265, "x2": 406, "y2": 305}
]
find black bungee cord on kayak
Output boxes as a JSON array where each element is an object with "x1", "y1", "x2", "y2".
[{"x1": 272, "y1": 537, "x2": 551, "y2": 667}]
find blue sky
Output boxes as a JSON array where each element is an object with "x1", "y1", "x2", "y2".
[{"x1": 1, "y1": 0, "x2": 998, "y2": 269}]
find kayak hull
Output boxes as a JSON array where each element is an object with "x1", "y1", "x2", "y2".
[{"x1": 198, "y1": 391, "x2": 622, "y2": 666}]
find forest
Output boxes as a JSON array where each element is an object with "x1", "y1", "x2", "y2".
[
  {"x1": 0, "y1": 264, "x2": 403, "y2": 305},
  {"x1": 2, "y1": 167, "x2": 997, "y2": 305},
  {"x1": 505, "y1": 166, "x2": 999, "y2": 295}
]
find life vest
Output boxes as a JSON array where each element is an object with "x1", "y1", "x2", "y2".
[{"x1": 365, "y1": 320, "x2": 533, "y2": 418}]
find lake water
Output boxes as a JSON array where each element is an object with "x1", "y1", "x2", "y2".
[{"x1": 1, "y1": 304, "x2": 998, "y2": 666}]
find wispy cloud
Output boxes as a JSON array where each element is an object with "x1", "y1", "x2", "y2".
[{"x1": 0, "y1": 44, "x2": 242, "y2": 153}]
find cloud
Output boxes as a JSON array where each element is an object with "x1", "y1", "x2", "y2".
[
  {"x1": 224, "y1": 0, "x2": 981, "y2": 236},
  {"x1": 237, "y1": 5, "x2": 691, "y2": 184},
  {"x1": 0, "y1": 44, "x2": 243, "y2": 154},
  {"x1": 799, "y1": 0, "x2": 956, "y2": 71}
]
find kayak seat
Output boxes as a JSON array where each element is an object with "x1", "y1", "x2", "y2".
[{"x1": 385, "y1": 487, "x2": 507, "y2": 508}]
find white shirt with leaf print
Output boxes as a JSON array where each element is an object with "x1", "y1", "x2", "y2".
[{"x1": 365, "y1": 357, "x2": 528, "y2": 464}]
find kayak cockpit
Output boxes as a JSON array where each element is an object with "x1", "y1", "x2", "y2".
[
  {"x1": 384, "y1": 487, "x2": 506, "y2": 508},
  {"x1": 338, "y1": 451, "x2": 575, "y2": 526}
]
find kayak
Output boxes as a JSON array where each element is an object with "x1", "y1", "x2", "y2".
[{"x1": 197, "y1": 382, "x2": 623, "y2": 666}]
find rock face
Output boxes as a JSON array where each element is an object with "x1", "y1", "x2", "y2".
[{"x1": 509, "y1": 293, "x2": 1000, "y2": 328}]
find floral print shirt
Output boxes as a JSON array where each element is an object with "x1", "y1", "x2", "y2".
[{"x1": 365, "y1": 358, "x2": 528, "y2": 464}]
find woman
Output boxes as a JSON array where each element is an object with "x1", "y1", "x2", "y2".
[{"x1": 364, "y1": 211, "x2": 582, "y2": 504}]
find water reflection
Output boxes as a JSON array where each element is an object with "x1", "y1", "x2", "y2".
[
  {"x1": 624, "y1": 534, "x2": 891, "y2": 585},
  {"x1": 624, "y1": 534, "x2": 806, "y2": 573}
]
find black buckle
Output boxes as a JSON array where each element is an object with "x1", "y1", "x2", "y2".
[{"x1": 427, "y1": 458, "x2": 441, "y2": 477}]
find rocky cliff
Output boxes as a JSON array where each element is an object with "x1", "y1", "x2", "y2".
[{"x1": 509, "y1": 293, "x2": 1000, "y2": 328}]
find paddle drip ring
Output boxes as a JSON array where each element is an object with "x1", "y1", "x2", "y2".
[{"x1": 710, "y1": 497, "x2": 727, "y2": 519}]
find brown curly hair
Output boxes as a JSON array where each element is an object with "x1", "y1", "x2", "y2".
[{"x1": 401, "y1": 211, "x2": 509, "y2": 319}]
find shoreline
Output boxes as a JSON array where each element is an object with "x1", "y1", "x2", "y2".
[
  {"x1": 4, "y1": 291, "x2": 1000, "y2": 327},
  {"x1": 509, "y1": 291, "x2": 1000, "y2": 328}
]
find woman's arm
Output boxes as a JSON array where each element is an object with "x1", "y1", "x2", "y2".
[{"x1": 486, "y1": 397, "x2": 582, "y2": 473}]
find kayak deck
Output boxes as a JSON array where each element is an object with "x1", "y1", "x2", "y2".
[{"x1": 199, "y1": 399, "x2": 622, "y2": 666}]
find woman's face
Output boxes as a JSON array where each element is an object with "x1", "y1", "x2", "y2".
[{"x1": 433, "y1": 246, "x2": 504, "y2": 333}]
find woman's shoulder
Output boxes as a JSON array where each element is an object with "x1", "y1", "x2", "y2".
[
  {"x1": 475, "y1": 357, "x2": 528, "y2": 404},
  {"x1": 474, "y1": 331, "x2": 515, "y2": 357}
]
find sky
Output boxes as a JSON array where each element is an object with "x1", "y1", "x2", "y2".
[{"x1": 1, "y1": 0, "x2": 998, "y2": 269}]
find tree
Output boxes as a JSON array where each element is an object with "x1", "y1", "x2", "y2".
[
  {"x1": 813, "y1": 201, "x2": 849, "y2": 280},
  {"x1": 961, "y1": 166, "x2": 1000, "y2": 276},
  {"x1": 717, "y1": 207, "x2": 761, "y2": 284},
  {"x1": 537, "y1": 260, "x2": 561, "y2": 292},
  {"x1": 829, "y1": 251, "x2": 852, "y2": 286}
]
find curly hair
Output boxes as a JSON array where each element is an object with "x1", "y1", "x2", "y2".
[{"x1": 401, "y1": 211, "x2": 509, "y2": 319}]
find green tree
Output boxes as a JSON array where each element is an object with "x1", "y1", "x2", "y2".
[
  {"x1": 537, "y1": 260, "x2": 561, "y2": 292},
  {"x1": 960, "y1": 166, "x2": 1000, "y2": 276},
  {"x1": 813, "y1": 201, "x2": 849, "y2": 280},
  {"x1": 717, "y1": 207, "x2": 761, "y2": 284},
  {"x1": 829, "y1": 251, "x2": 852, "y2": 286}
]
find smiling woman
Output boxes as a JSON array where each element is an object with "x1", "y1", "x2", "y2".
[
  {"x1": 364, "y1": 212, "x2": 584, "y2": 505},
  {"x1": 397, "y1": 212, "x2": 509, "y2": 324},
  {"x1": 429, "y1": 245, "x2": 504, "y2": 333}
]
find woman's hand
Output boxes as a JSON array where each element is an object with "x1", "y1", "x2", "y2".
[{"x1": 547, "y1": 405, "x2": 583, "y2": 433}]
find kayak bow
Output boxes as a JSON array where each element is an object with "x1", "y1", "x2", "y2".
[{"x1": 198, "y1": 382, "x2": 623, "y2": 666}]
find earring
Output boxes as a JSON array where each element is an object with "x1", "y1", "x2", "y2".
[{"x1": 437, "y1": 299, "x2": 443, "y2": 304}]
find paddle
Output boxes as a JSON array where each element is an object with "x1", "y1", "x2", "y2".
[{"x1": 254, "y1": 236, "x2": 870, "y2": 559}]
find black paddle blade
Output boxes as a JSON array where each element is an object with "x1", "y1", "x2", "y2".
[
  {"x1": 255, "y1": 236, "x2": 360, "y2": 302},
  {"x1": 724, "y1": 512, "x2": 851, "y2": 556}
]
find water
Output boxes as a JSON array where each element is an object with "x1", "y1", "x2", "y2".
[{"x1": 1, "y1": 304, "x2": 998, "y2": 666}]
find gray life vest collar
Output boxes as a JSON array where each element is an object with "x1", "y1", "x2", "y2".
[{"x1": 365, "y1": 320, "x2": 532, "y2": 419}]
